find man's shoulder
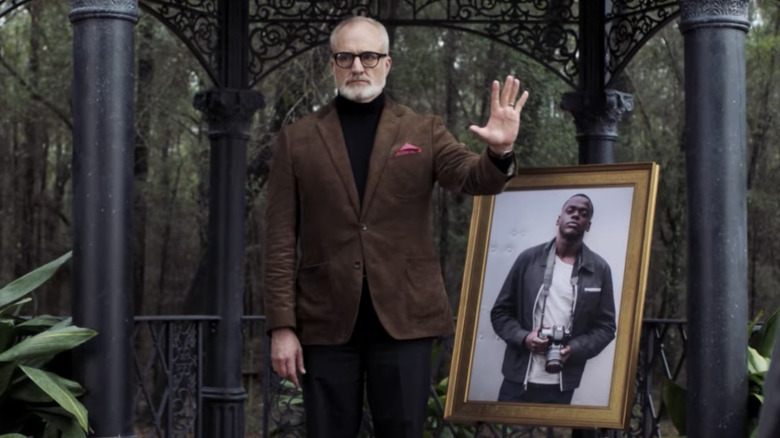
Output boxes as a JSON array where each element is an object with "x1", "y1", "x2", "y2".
[
  {"x1": 581, "y1": 243, "x2": 611, "y2": 270},
  {"x1": 514, "y1": 240, "x2": 553, "y2": 264}
]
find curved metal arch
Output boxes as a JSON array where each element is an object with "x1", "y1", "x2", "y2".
[
  {"x1": 139, "y1": 0, "x2": 219, "y2": 85},
  {"x1": 605, "y1": 0, "x2": 680, "y2": 87},
  {"x1": 246, "y1": 1, "x2": 582, "y2": 88},
  {"x1": 405, "y1": 22, "x2": 578, "y2": 88},
  {"x1": 138, "y1": 0, "x2": 682, "y2": 91},
  {"x1": 248, "y1": 21, "x2": 579, "y2": 89},
  {"x1": 0, "y1": 0, "x2": 35, "y2": 20}
]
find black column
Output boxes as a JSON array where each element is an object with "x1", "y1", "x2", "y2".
[
  {"x1": 561, "y1": 89, "x2": 633, "y2": 165},
  {"x1": 69, "y1": 1, "x2": 138, "y2": 437},
  {"x1": 679, "y1": 1, "x2": 750, "y2": 437},
  {"x1": 194, "y1": 88, "x2": 263, "y2": 437},
  {"x1": 565, "y1": 3, "x2": 631, "y2": 438},
  {"x1": 561, "y1": 0, "x2": 633, "y2": 165},
  {"x1": 560, "y1": 0, "x2": 633, "y2": 166},
  {"x1": 194, "y1": 0, "x2": 264, "y2": 435}
]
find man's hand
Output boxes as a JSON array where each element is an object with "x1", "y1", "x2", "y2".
[
  {"x1": 270, "y1": 327, "x2": 306, "y2": 387},
  {"x1": 468, "y1": 75, "x2": 529, "y2": 155},
  {"x1": 560, "y1": 345, "x2": 571, "y2": 364},
  {"x1": 524, "y1": 327, "x2": 549, "y2": 355}
]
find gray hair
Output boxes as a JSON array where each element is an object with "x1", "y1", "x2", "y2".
[{"x1": 329, "y1": 16, "x2": 390, "y2": 53}]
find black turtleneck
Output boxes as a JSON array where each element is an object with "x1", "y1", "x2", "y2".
[{"x1": 336, "y1": 93, "x2": 385, "y2": 204}]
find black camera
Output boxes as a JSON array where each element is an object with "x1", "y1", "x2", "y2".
[{"x1": 538, "y1": 326, "x2": 571, "y2": 373}]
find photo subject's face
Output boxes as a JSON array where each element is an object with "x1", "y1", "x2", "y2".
[
  {"x1": 557, "y1": 196, "x2": 592, "y2": 240},
  {"x1": 330, "y1": 22, "x2": 391, "y2": 103}
]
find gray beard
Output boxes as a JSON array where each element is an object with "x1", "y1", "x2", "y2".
[{"x1": 338, "y1": 79, "x2": 385, "y2": 102}]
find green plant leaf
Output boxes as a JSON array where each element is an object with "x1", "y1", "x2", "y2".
[
  {"x1": 0, "y1": 252, "x2": 71, "y2": 310},
  {"x1": 9, "y1": 372, "x2": 86, "y2": 402},
  {"x1": 0, "y1": 325, "x2": 96, "y2": 362},
  {"x1": 750, "y1": 307, "x2": 780, "y2": 357},
  {"x1": 0, "y1": 361, "x2": 17, "y2": 394},
  {"x1": 0, "y1": 298, "x2": 32, "y2": 318},
  {"x1": 748, "y1": 347, "x2": 770, "y2": 375},
  {"x1": 0, "y1": 434, "x2": 28, "y2": 438},
  {"x1": 663, "y1": 378, "x2": 687, "y2": 436},
  {"x1": 17, "y1": 315, "x2": 64, "y2": 331},
  {"x1": 37, "y1": 410, "x2": 87, "y2": 438},
  {"x1": 20, "y1": 366, "x2": 89, "y2": 432},
  {"x1": 0, "y1": 318, "x2": 13, "y2": 351},
  {"x1": 758, "y1": 308, "x2": 780, "y2": 357}
]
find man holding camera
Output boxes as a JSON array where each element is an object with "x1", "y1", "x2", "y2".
[{"x1": 490, "y1": 194, "x2": 616, "y2": 404}]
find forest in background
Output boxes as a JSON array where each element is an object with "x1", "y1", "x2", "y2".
[{"x1": 1, "y1": 1, "x2": 780, "y2": 325}]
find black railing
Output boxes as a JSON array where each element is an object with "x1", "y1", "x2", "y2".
[{"x1": 131, "y1": 317, "x2": 687, "y2": 437}]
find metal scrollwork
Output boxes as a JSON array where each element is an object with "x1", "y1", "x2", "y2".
[
  {"x1": 246, "y1": 0, "x2": 580, "y2": 87},
  {"x1": 171, "y1": 322, "x2": 199, "y2": 437},
  {"x1": 250, "y1": 0, "x2": 374, "y2": 21},
  {"x1": 248, "y1": 21, "x2": 332, "y2": 84},
  {"x1": 605, "y1": 0, "x2": 680, "y2": 86},
  {"x1": 140, "y1": 0, "x2": 219, "y2": 85},
  {"x1": 130, "y1": 1, "x2": 682, "y2": 90}
]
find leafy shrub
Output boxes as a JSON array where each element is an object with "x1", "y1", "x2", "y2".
[
  {"x1": 663, "y1": 308, "x2": 779, "y2": 438},
  {"x1": 0, "y1": 252, "x2": 96, "y2": 438}
]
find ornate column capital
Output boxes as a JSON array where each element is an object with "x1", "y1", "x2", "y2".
[
  {"x1": 678, "y1": 0, "x2": 750, "y2": 33},
  {"x1": 560, "y1": 89, "x2": 634, "y2": 139},
  {"x1": 193, "y1": 89, "x2": 265, "y2": 138},
  {"x1": 70, "y1": 0, "x2": 139, "y2": 23}
]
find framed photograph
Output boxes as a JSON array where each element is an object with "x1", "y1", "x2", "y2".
[{"x1": 444, "y1": 162, "x2": 660, "y2": 430}]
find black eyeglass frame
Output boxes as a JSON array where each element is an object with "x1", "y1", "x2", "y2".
[{"x1": 332, "y1": 51, "x2": 388, "y2": 69}]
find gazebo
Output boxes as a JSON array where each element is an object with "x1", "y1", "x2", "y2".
[{"x1": 1, "y1": 0, "x2": 750, "y2": 437}]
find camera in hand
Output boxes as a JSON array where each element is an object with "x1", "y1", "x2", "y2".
[{"x1": 538, "y1": 325, "x2": 571, "y2": 373}]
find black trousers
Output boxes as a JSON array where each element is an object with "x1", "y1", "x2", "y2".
[{"x1": 301, "y1": 283, "x2": 433, "y2": 438}]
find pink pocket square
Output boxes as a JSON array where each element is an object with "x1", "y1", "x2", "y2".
[{"x1": 394, "y1": 143, "x2": 422, "y2": 157}]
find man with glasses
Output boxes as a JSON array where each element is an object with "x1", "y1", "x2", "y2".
[{"x1": 263, "y1": 15, "x2": 529, "y2": 438}]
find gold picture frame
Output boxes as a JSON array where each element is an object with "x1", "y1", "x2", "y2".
[{"x1": 445, "y1": 162, "x2": 660, "y2": 430}]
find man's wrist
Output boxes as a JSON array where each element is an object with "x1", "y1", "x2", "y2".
[{"x1": 488, "y1": 147, "x2": 514, "y2": 159}]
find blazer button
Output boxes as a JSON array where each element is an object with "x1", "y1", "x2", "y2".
[
  {"x1": 359, "y1": 223, "x2": 368, "y2": 231},
  {"x1": 353, "y1": 261, "x2": 362, "y2": 270}
]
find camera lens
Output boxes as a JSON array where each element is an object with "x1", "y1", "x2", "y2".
[{"x1": 545, "y1": 343, "x2": 564, "y2": 373}]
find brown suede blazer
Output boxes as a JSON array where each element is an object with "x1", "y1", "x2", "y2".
[{"x1": 263, "y1": 97, "x2": 514, "y2": 345}]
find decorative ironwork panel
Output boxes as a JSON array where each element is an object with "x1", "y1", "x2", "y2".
[
  {"x1": 627, "y1": 319, "x2": 687, "y2": 438},
  {"x1": 605, "y1": 0, "x2": 680, "y2": 86},
  {"x1": 133, "y1": 317, "x2": 213, "y2": 438},
  {"x1": 139, "y1": 0, "x2": 220, "y2": 84}
]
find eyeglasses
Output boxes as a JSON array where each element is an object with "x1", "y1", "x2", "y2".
[{"x1": 332, "y1": 52, "x2": 388, "y2": 69}]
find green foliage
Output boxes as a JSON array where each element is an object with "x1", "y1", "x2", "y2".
[
  {"x1": 662, "y1": 308, "x2": 780, "y2": 438},
  {"x1": 0, "y1": 252, "x2": 96, "y2": 438},
  {"x1": 425, "y1": 377, "x2": 474, "y2": 438}
]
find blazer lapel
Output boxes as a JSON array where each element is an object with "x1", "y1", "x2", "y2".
[
  {"x1": 316, "y1": 105, "x2": 360, "y2": 215},
  {"x1": 361, "y1": 100, "x2": 401, "y2": 216}
]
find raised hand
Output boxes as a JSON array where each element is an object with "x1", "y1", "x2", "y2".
[{"x1": 468, "y1": 75, "x2": 529, "y2": 155}]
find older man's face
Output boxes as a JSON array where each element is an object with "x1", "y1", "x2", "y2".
[{"x1": 330, "y1": 22, "x2": 391, "y2": 103}]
